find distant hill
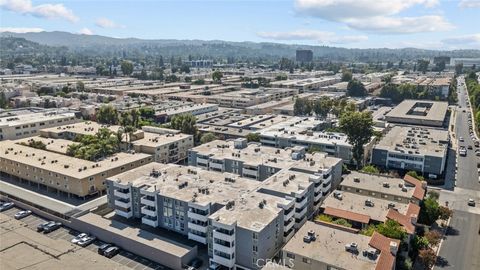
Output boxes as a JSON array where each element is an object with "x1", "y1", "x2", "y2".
[{"x1": 1, "y1": 31, "x2": 480, "y2": 62}]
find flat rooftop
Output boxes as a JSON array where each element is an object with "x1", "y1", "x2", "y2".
[
  {"x1": 0, "y1": 109, "x2": 77, "y2": 127},
  {"x1": 341, "y1": 171, "x2": 417, "y2": 199},
  {"x1": 77, "y1": 212, "x2": 194, "y2": 257},
  {"x1": 14, "y1": 136, "x2": 74, "y2": 154},
  {"x1": 40, "y1": 121, "x2": 123, "y2": 136},
  {"x1": 109, "y1": 163, "x2": 289, "y2": 231},
  {"x1": 192, "y1": 140, "x2": 340, "y2": 171},
  {"x1": 282, "y1": 221, "x2": 378, "y2": 270},
  {"x1": 131, "y1": 132, "x2": 192, "y2": 148},
  {"x1": 322, "y1": 191, "x2": 409, "y2": 222},
  {"x1": 0, "y1": 140, "x2": 151, "y2": 179},
  {"x1": 385, "y1": 100, "x2": 448, "y2": 124},
  {"x1": 375, "y1": 125, "x2": 449, "y2": 158}
]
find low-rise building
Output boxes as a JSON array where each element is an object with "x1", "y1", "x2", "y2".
[
  {"x1": 281, "y1": 221, "x2": 400, "y2": 270},
  {"x1": 0, "y1": 140, "x2": 152, "y2": 198},
  {"x1": 371, "y1": 125, "x2": 449, "y2": 178},
  {"x1": 0, "y1": 108, "x2": 80, "y2": 140},
  {"x1": 384, "y1": 100, "x2": 448, "y2": 127},
  {"x1": 131, "y1": 132, "x2": 193, "y2": 163},
  {"x1": 105, "y1": 153, "x2": 341, "y2": 270},
  {"x1": 258, "y1": 117, "x2": 376, "y2": 165}
]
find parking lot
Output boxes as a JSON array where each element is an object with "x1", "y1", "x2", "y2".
[{"x1": 1, "y1": 205, "x2": 169, "y2": 270}]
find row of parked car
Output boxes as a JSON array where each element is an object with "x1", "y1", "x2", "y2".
[
  {"x1": 0, "y1": 201, "x2": 63, "y2": 234},
  {"x1": 71, "y1": 232, "x2": 120, "y2": 258}
]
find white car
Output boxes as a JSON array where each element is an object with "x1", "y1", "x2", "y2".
[
  {"x1": 459, "y1": 137, "x2": 464, "y2": 142},
  {"x1": 71, "y1": 233, "x2": 88, "y2": 244}
]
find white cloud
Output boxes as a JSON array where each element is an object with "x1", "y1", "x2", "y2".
[
  {"x1": 0, "y1": 0, "x2": 78, "y2": 22},
  {"x1": 293, "y1": 0, "x2": 452, "y2": 34},
  {"x1": 95, "y1": 18, "x2": 124, "y2": 29},
  {"x1": 0, "y1": 27, "x2": 44, "y2": 33},
  {"x1": 257, "y1": 30, "x2": 368, "y2": 44},
  {"x1": 351, "y1": 15, "x2": 454, "y2": 33},
  {"x1": 459, "y1": 0, "x2": 480, "y2": 8},
  {"x1": 442, "y1": 33, "x2": 480, "y2": 44},
  {"x1": 78, "y1": 28, "x2": 93, "y2": 35}
]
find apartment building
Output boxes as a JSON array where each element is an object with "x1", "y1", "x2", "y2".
[
  {"x1": 188, "y1": 138, "x2": 342, "y2": 186},
  {"x1": 131, "y1": 132, "x2": 194, "y2": 163},
  {"x1": 204, "y1": 88, "x2": 299, "y2": 109},
  {"x1": 40, "y1": 121, "x2": 193, "y2": 164},
  {"x1": 321, "y1": 171, "x2": 425, "y2": 235},
  {"x1": 371, "y1": 125, "x2": 449, "y2": 178},
  {"x1": 270, "y1": 77, "x2": 340, "y2": 92},
  {"x1": 384, "y1": 100, "x2": 448, "y2": 127},
  {"x1": 0, "y1": 140, "x2": 152, "y2": 198},
  {"x1": 258, "y1": 117, "x2": 376, "y2": 165},
  {"x1": 0, "y1": 108, "x2": 80, "y2": 140},
  {"x1": 281, "y1": 221, "x2": 399, "y2": 270},
  {"x1": 154, "y1": 103, "x2": 218, "y2": 123},
  {"x1": 105, "y1": 158, "x2": 341, "y2": 270}
]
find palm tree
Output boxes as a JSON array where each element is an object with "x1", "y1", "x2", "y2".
[{"x1": 116, "y1": 128, "x2": 124, "y2": 152}]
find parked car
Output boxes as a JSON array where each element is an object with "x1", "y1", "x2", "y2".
[
  {"x1": 78, "y1": 236, "x2": 96, "y2": 247},
  {"x1": 71, "y1": 233, "x2": 88, "y2": 244},
  {"x1": 14, "y1": 210, "x2": 32, "y2": 219},
  {"x1": 104, "y1": 246, "x2": 120, "y2": 258},
  {"x1": 98, "y1": 243, "x2": 113, "y2": 255},
  {"x1": 459, "y1": 137, "x2": 464, "y2": 142},
  {"x1": 186, "y1": 258, "x2": 203, "y2": 270},
  {"x1": 37, "y1": 221, "x2": 54, "y2": 232},
  {"x1": 0, "y1": 202, "x2": 14, "y2": 212},
  {"x1": 43, "y1": 222, "x2": 62, "y2": 233},
  {"x1": 468, "y1": 199, "x2": 476, "y2": 206}
]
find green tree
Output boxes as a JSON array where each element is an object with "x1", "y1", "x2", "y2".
[
  {"x1": 313, "y1": 97, "x2": 331, "y2": 119},
  {"x1": 294, "y1": 98, "x2": 312, "y2": 116},
  {"x1": 0, "y1": 91, "x2": 8, "y2": 109},
  {"x1": 169, "y1": 114, "x2": 198, "y2": 136},
  {"x1": 97, "y1": 105, "x2": 118, "y2": 125},
  {"x1": 121, "y1": 60, "x2": 134, "y2": 76},
  {"x1": 341, "y1": 69, "x2": 353, "y2": 82},
  {"x1": 246, "y1": 133, "x2": 260, "y2": 142},
  {"x1": 212, "y1": 70, "x2": 223, "y2": 82},
  {"x1": 417, "y1": 59, "x2": 429, "y2": 74},
  {"x1": 200, "y1": 132, "x2": 217, "y2": 144},
  {"x1": 339, "y1": 111, "x2": 373, "y2": 168},
  {"x1": 377, "y1": 219, "x2": 407, "y2": 240},
  {"x1": 347, "y1": 79, "x2": 367, "y2": 97},
  {"x1": 361, "y1": 165, "x2": 379, "y2": 174},
  {"x1": 76, "y1": 81, "x2": 85, "y2": 92},
  {"x1": 332, "y1": 218, "x2": 352, "y2": 228},
  {"x1": 419, "y1": 193, "x2": 440, "y2": 225},
  {"x1": 418, "y1": 248, "x2": 436, "y2": 269}
]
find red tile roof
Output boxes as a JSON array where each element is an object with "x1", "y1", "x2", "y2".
[
  {"x1": 403, "y1": 175, "x2": 426, "y2": 200},
  {"x1": 369, "y1": 232, "x2": 400, "y2": 270},
  {"x1": 385, "y1": 203, "x2": 419, "y2": 234},
  {"x1": 324, "y1": 207, "x2": 371, "y2": 224}
]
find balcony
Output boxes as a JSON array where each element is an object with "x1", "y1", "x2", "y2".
[
  {"x1": 295, "y1": 215, "x2": 307, "y2": 228},
  {"x1": 295, "y1": 196, "x2": 308, "y2": 209},
  {"x1": 213, "y1": 241, "x2": 235, "y2": 254},
  {"x1": 142, "y1": 217, "x2": 158, "y2": 227},
  {"x1": 188, "y1": 232, "x2": 207, "y2": 244},
  {"x1": 213, "y1": 229, "x2": 235, "y2": 243},
  {"x1": 188, "y1": 221, "x2": 208, "y2": 233},
  {"x1": 115, "y1": 199, "x2": 132, "y2": 209},
  {"x1": 188, "y1": 211, "x2": 208, "y2": 222},
  {"x1": 115, "y1": 209, "x2": 133, "y2": 219},
  {"x1": 209, "y1": 161, "x2": 224, "y2": 171},
  {"x1": 140, "y1": 197, "x2": 156, "y2": 207},
  {"x1": 284, "y1": 207, "x2": 294, "y2": 221},
  {"x1": 284, "y1": 217, "x2": 295, "y2": 232},
  {"x1": 141, "y1": 206, "x2": 157, "y2": 217},
  {"x1": 314, "y1": 183, "x2": 323, "y2": 193},
  {"x1": 314, "y1": 192, "x2": 323, "y2": 202},
  {"x1": 212, "y1": 252, "x2": 235, "y2": 268},
  {"x1": 114, "y1": 189, "x2": 130, "y2": 199},
  {"x1": 284, "y1": 227, "x2": 295, "y2": 242},
  {"x1": 197, "y1": 157, "x2": 209, "y2": 166},
  {"x1": 294, "y1": 206, "x2": 308, "y2": 219},
  {"x1": 242, "y1": 168, "x2": 258, "y2": 177}
]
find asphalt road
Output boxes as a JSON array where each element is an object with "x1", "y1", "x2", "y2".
[
  {"x1": 435, "y1": 76, "x2": 480, "y2": 270},
  {"x1": 435, "y1": 210, "x2": 480, "y2": 270}
]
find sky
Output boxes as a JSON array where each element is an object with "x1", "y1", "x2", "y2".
[{"x1": 0, "y1": 0, "x2": 479, "y2": 50}]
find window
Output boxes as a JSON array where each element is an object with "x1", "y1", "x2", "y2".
[
  {"x1": 253, "y1": 245, "x2": 258, "y2": 252},
  {"x1": 286, "y1": 252, "x2": 295, "y2": 259},
  {"x1": 302, "y1": 258, "x2": 311, "y2": 264}
]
